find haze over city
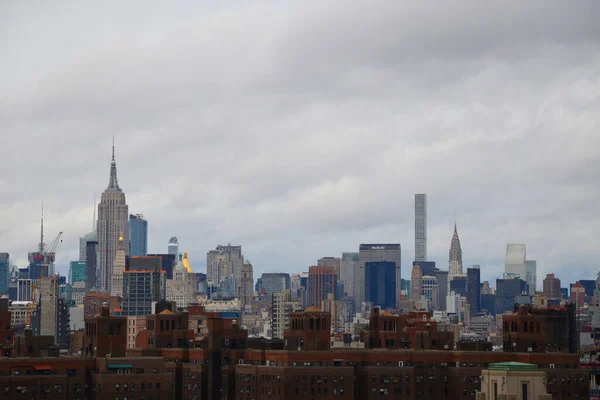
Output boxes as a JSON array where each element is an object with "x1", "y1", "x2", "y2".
[{"x1": 1, "y1": 1, "x2": 599, "y2": 286}]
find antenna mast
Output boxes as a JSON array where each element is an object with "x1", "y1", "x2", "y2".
[{"x1": 39, "y1": 202, "x2": 44, "y2": 253}]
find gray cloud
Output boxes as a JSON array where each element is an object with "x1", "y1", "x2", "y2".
[{"x1": 1, "y1": 1, "x2": 599, "y2": 287}]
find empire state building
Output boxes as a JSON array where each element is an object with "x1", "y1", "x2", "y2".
[{"x1": 97, "y1": 143, "x2": 129, "y2": 292}]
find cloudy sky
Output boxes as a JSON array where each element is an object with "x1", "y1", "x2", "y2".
[{"x1": 1, "y1": 1, "x2": 599, "y2": 287}]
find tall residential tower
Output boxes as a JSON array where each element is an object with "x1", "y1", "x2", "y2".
[
  {"x1": 414, "y1": 194, "x2": 427, "y2": 262},
  {"x1": 97, "y1": 142, "x2": 129, "y2": 293}
]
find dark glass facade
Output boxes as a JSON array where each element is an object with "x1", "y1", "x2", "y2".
[
  {"x1": 467, "y1": 267, "x2": 481, "y2": 315},
  {"x1": 449, "y1": 276, "x2": 468, "y2": 297},
  {"x1": 365, "y1": 261, "x2": 397, "y2": 310}
]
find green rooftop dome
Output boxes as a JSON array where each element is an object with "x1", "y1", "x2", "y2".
[{"x1": 488, "y1": 362, "x2": 538, "y2": 371}]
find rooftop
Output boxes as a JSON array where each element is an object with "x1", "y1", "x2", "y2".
[{"x1": 488, "y1": 362, "x2": 537, "y2": 371}]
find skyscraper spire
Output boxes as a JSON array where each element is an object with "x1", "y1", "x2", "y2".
[
  {"x1": 107, "y1": 138, "x2": 121, "y2": 191},
  {"x1": 449, "y1": 221, "x2": 463, "y2": 277}
]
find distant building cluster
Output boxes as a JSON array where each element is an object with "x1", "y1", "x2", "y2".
[{"x1": 0, "y1": 145, "x2": 599, "y2": 399}]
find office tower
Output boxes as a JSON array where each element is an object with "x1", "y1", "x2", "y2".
[
  {"x1": 85, "y1": 240, "x2": 98, "y2": 291},
  {"x1": 257, "y1": 273, "x2": 290, "y2": 296},
  {"x1": 129, "y1": 214, "x2": 148, "y2": 256},
  {"x1": 421, "y1": 275, "x2": 439, "y2": 310},
  {"x1": 17, "y1": 279, "x2": 32, "y2": 302},
  {"x1": 240, "y1": 261, "x2": 253, "y2": 311},
  {"x1": 504, "y1": 244, "x2": 537, "y2": 295},
  {"x1": 467, "y1": 266, "x2": 481, "y2": 315},
  {"x1": 543, "y1": 273, "x2": 561, "y2": 299},
  {"x1": 271, "y1": 289, "x2": 302, "y2": 339},
  {"x1": 365, "y1": 261, "x2": 397, "y2": 310},
  {"x1": 433, "y1": 270, "x2": 449, "y2": 311},
  {"x1": 168, "y1": 237, "x2": 179, "y2": 258},
  {"x1": 448, "y1": 223, "x2": 463, "y2": 278},
  {"x1": 110, "y1": 235, "x2": 127, "y2": 298},
  {"x1": 414, "y1": 194, "x2": 427, "y2": 262},
  {"x1": 449, "y1": 275, "x2": 468, "y2": 297},
  {"x1": 413, "y1": 261, "x2": 438, "y2": 276},
  {"x1": 411, "y1": 264, "x2": 422, "y2": 303},
  {"x1": 69, "y1": 261, "x2": 86, "y2": 285},
  {"x1": 40, "y1": 276, "x2": 59, "y2": 341},
  {"x1": 122, "y1": 257, "x2": 166, "y2": 316},
  {"x1": 481, "y1": 281, "x2": 492, "y2": 295},
  {"x1": 524, "y1": 260, "x2": 537, "y2": 294},
  {"x1": 206, "y1": 245, "x2": 244, "y2": 295},
  {"x1": 166, "y1": 254, "x2": 194, "y2": 308},
  {"x1": 307, "y1": 266, "x2": 337, "y2": 308},
  {"x1": 495, "y1": 273, "x2": 529, "y2": 315},
  {"x1": 147, "y1": 253, "x2": 177, "y2": 280},
  {"x1": 357, "y1": 244, "x2": 401, "y2": 310},
  {"x1": 0, "y1": 253, "x2": 9, "y2": 294},
  {"x1": 340, "y1": 252, "x2": 359, "y2": 298},
  {"x1": 318, "y1": 257, "x2": 341, "y2": 278},
  {"x1": 97, "y1": 143, "x2": 129, "y2": 293},
  {"x1": 481, "y1": 293, "x2": 497, "y2": 316},
  {"x1": 79, "y1": 231, "x2": 97, "y2": 263}
]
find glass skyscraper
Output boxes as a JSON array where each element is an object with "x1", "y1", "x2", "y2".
[
  {"x1": 365, "y1": 261, "x2": 397, "y2": 310},
  {"x1": 129, "y1": 214, "x2": 148, "y2": 257},
  {"x1": 0, "y1": 253, "x2": 9, "y2": 294}
]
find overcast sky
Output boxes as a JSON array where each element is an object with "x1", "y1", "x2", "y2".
[{"x1": 1, "y1": 1, "x2": 599, "y2": 287}]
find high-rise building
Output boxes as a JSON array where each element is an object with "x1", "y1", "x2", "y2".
[
  {"x1": 40, "y1": 276, "x2": 59, "y2": 341},
  {"x1": 97, "y1": 143, "x2": 129, "y2": 293},
  {"x1": 467, "y1": 266, "x2": 481, "y2": 316},
  {"x1": 240, "y1": 261, "x2": 253, "y2": 311},
  {"x1": 433, "y1": 270, "x2": 448, "y2": 311},
  {"x1": 317, "y1": 257, "x2": 341, "y2": 279},
  {"x1": 257, "y1": 273, "x2": 290, "y2": 296},
  {"x1": 421, "y1": 275, "x2": 439, "y2": 310},
  {"x1": 85, "y1": 240, "x2": 98, "y2": 291},
  {"x1": 79, "y1": 230, "x2": 97, "y2": 263},
  {"x1": 110, "y1": 235, "x2": 127, "y2": 298},
  {"x1": 356, "y1": 244, "x2": 401, "y2": 310},
  {"x1": 17, "y1": 279, "x2": 32, "y2": 302},
  {"x1": 166, "y1": 254, "x2": 194, "y2": 308},
  {"x1": 496, "y1": 273, "x2": 529, "y2": 315},
  {"x1": 543, "y1": 273, "x2": 561, "y2": 300},
  {"x1": 524, "y1": 260, "x2": 537, "y2": 295},
  {"x1": 340, "y1": 252, "x2": 359, "y2": 298},
  {"x1": 504, "y1": 244, "x2": 537, "y2": 295},
  {"x1": 414, "y1": 194, "x2": 427, "y2": 262},
  {"x1": 365, "y1": 261, "x2": 397, "y2": 310},
  {"x1": 69, "y1": 261, "x2": 86, "y2": 284},
  {"x1": 448, "y1": 223, "x2": 463, "y2": 278},
  {"x1": 307, "y1": 266, "x2": 337, "y2": 308},
  {"x1": 0, "y1": 253, "x2": 9, "y2": 294},
  {"x1": 168, "y1": 237, "x2": 179, "y2": 258},
  {"x1": 206, "y1": 245, "x2": 244, "y2": 295},
  {"x1": 147, "y1": 253, "x2": 177, "y2": 280},
  {"x1": 411, "y1": 264, "x2": 423, "y2": 303},
  {"x1": 271, "y1": 289, "x2": 302, "y2": 339},
  {"x1": 122, "y1": 257, "x2": 166, "y2": 316},
  {"x1": 129, "y1": 214, "x2": 148, "y2": 257},
  {"x1": 449, "y1": 275, "x2": 468, "y2": 297}
]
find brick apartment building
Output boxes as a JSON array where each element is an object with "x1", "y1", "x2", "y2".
[{"x1": 0, "y1": 302, "x2": 591, "y2": 399}]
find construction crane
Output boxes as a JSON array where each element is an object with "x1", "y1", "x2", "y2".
[{"x1": 24, "y1": 231, "x2": 63, "y2": 327}]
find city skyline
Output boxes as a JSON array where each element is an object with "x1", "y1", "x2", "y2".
[{"x1": 1, "y1": 2, "x2": 599, "y2": 287}]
